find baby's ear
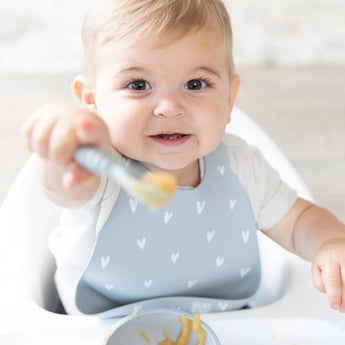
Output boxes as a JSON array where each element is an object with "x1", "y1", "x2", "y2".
[
  {"x1": 71, "y1": 75, "x2": 97, "y2": 112},
  {"x1": 227, "y1": 74, "x2": 240, "y2": 123}
]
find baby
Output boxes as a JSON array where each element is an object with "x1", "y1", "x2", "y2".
[{"x1": 22, "y1": 0, "x2": 345, "y2": 316}]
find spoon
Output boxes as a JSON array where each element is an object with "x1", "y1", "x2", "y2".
[
  {"x1": 104, "y1": 309, "x2": 221, "y2": 345},
  {"x1": 75, "y1": 147, "x2": 177, "y2": 209}
]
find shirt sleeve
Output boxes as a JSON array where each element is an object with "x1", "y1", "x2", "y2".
[
  {"x1": 223, "y1": 134, "x2": 298, "y2": 231},
  {"x1": 48, "y1": 150, "x2": 120, "y2": 314}
]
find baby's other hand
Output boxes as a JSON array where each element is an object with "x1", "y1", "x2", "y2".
[
  {"x1": 22, "y1": 103, "x2": 111, "y2": 189},
  {"x1": 312, "y1": 238, "x2": 345, "y2": 313}
]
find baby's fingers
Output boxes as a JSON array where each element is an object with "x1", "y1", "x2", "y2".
[
  {"x1": 320, "y1": 264, "x2": 343, "y2": 311},
  {"x1": 49, "y1": 119, "x2": 78, "y2": 166},
  {"x1": 28, "y1": 113, "x2": 59, "y2": 159},
  {"x1": 22, "y1": 112, "x2": 40, "y2": 150},
  {"x1": 22, "y1": 110, "x2": 54, "y2": 155},
  {"x1": 312, "y1": 264, "x2": 326, "y2": 293},
  {"x1": 62, "y1": 164, "x2": 96, "y2": 190},
  {"x1": 75, "y1": 116, "x2": 111, "y2": 153}
]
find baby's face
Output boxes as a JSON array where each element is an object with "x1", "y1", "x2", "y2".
[{"x1": 91, "y1": 20, "x2": 238, "y2": 182}]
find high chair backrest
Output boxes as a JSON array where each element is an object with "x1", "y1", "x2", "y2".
[
  {"x1": 0, "y1": 155, "x2": 62, "y2": 312},
  {"x1": 0, "y1": 107, "x2": 312, "y2": 313}
]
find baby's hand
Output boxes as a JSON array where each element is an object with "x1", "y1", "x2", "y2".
[
  {"x1": 312, "y1": 238, "x2": 345, "y2": 313},
  {"x1": 22, "y1": 103, "x2": 111, "y2": 189}
]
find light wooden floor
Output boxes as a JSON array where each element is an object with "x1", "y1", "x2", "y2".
[{"x1": 1, "y1": 66, "x2": 344, "y2": 222}]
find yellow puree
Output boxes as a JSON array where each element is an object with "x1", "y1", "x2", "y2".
[
  {"x1": 140, "y1": 314, "x2": 206, "y2": 345},
  {"x1": 158, "y1": 314, "x2": 206, "y2": 345},
  {"x1": 138, "y1": 171, "x2": 177, "y2": 209}
]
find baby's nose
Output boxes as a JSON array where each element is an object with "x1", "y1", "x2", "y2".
[{"x1": 153, "y1": 93, "x2": 185, "y2": 118}]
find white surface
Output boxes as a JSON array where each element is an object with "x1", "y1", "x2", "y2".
[
  {"x1": 0, "y1": 327, "x2": 109, "y2": 345},
  {"x1": 0, "y1": 0, "x2": 344, "y2": 73},
  {"x1": 210, "y1": 317, "x2": 345, "y2": 345},
  {"x1": 1, "y1": 317, "x2": 345, "y2": 345}
]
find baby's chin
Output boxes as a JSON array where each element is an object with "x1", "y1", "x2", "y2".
[
  {"x1": 142, "y1": 156, "x2": 200, "y2": 172},
  {"x1": 142, "y1": 157, "x2": 200, "y2": 185}
]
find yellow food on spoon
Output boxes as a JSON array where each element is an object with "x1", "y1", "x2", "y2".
[{"x1": 136, "y1": 171, "x2": 177, "y2": 210}]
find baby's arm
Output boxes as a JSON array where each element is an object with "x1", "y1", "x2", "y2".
[
  {"x1": 265, "y1": 198, "x2": 345, "y2": 313},
  {"x1": 22, "y1": 103, "x2": 112, "y2": 207}
]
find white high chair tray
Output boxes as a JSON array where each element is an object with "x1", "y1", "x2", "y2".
[{"x1": 0, "y1": 317, "x2": 344, "y2": 345}]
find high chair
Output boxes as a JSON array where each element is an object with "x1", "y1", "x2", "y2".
[{"x1": 0, "y1": 107, "x2": 344, "y2": 344}]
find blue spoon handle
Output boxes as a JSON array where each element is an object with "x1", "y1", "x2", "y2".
[{"x1": 74, "y1": 147, "x2": 118, "y2": 175}]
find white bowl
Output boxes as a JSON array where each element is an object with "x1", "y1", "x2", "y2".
[{"x1": 105, "y1": 309, "x2": 221, "y2": 345}]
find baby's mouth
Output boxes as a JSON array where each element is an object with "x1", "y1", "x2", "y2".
[
  {"x1": 155, "y1": 133, "x2": 187, "y2": 140},
  {"x1": 149, "y1": 132, "x2": 191, "y2": 146}
]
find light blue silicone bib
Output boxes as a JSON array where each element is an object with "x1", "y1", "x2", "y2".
[{"x1": 75, "y1": 143, "x2": 261, "y2": 317}]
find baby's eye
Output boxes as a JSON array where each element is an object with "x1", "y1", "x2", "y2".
[
  {"x1": 128, "y1": 80, "x2": 151, "y2": 91},
  {"x1": 185, "y1": 79, "x2": 207, "y2": 91}
]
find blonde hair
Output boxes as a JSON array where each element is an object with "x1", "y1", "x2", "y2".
[{"x1": 82, "y1": 0, "x2": 234, "y2": 77}]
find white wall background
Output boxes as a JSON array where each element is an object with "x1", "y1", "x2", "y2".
[{"x1": 0, "y1": 0, "x2": 344, "y2": 73}]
